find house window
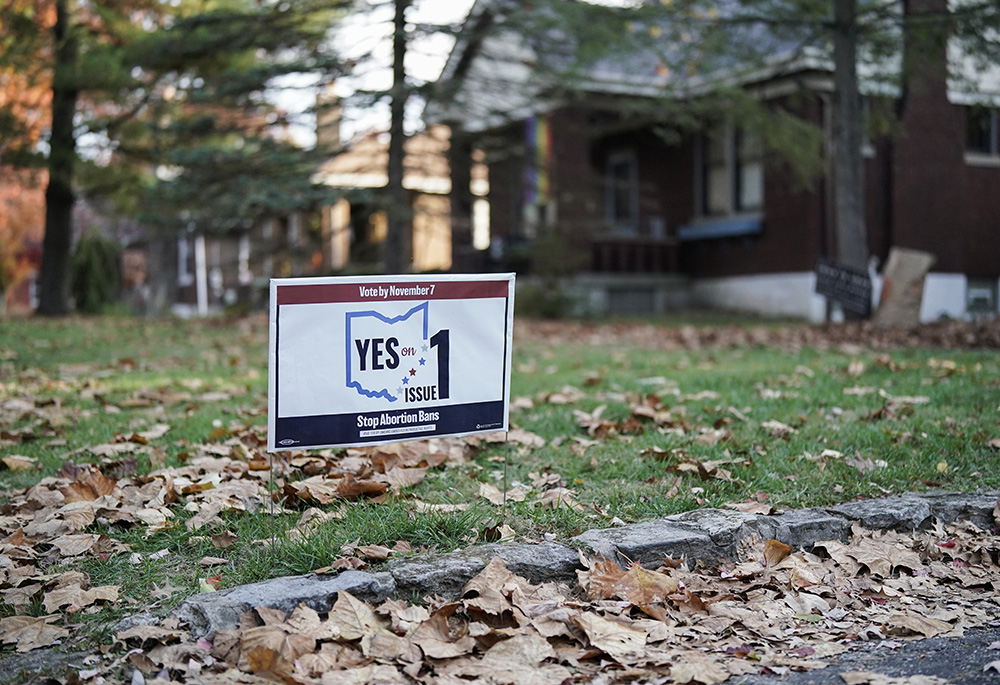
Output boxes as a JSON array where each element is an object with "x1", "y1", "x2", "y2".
[
  {"x1": 473, "y1": 198, "x2": 490, "y2": 250},
  {"x1": 965, "y1": 106, "x2": 998, "y2": 155},
  {"x1": 704, "y1": 128, "x2": 730, "y2": 216},
  {"x1": 238, "y1": 234, "x2": 251, "y2": 286},
  {"x1": 700, "y1": 125, "x2": 763, "y2": 217},
  {"x1": 177, "y1": 237, "x2": 195, "y2": 287},
  {"x1": 736, "y1": 130, "x2": 763, "y2": 211},
  {"x1": 606, "y1": 150, "x2": 639, "y2": 233}
]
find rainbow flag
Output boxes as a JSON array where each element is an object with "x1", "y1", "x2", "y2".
[{"x1": 524, "y1": 115, "x2": 552, "y2": 206}]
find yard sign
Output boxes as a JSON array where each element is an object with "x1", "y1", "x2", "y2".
[{"x1": 268, "y1": 273, "x2": 515, "y2": 451}]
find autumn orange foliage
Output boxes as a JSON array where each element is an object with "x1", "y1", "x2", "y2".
[
  {"x1": 0, "y1": 1, "x2": 55, "y2": 149},
  {"x1": 0, "y1": 167, "x2": 46, "y2": 308},
  {"x1": 0, "y1": 1, "x2": 55, "y2": 311}
]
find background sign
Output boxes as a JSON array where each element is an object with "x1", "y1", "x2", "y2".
[
  {"x1": 268, "y1": 274, "x2": 515, "y2": 451},
  {"x1": 815, "y1": 257, "x2": 872, "y2": 316}
]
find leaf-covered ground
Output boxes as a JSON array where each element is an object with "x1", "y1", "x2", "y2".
[{"x1": 0, "y1": 314, "x2": 999, "y2": 683}]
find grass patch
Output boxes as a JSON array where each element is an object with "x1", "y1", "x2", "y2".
[{"x1": 1, "y1": 313, "x2": 998, "y2": 648}]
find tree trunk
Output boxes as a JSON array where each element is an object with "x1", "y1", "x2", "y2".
[
  {"x1": 37, "y1": 0, "x2": 78, "y2": 316},
  {"x1": 832, "y1": 0, "x2": 867, "y2": 271},
  {"x1": 448, "y1": 126, "x2": 475, "y2": 270},
  {"x1": 383, "y1": 0, "x2": 411, "y2": 274}
]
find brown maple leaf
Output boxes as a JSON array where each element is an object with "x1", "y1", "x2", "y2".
[
  {"x1": 461, "y1": 557, "x2": 516, "y2": 615},
  {"x1": 327, "y1": 590, "x2": 386, "y2": 640},
  {"x1": 239, "y1": 626, "x2": 314, "y2": 679},
  {"x1": 0, "y1": 615, "x2": 70, "y2": 652},
  {"x1": 336, "y1": 474, "x2": 388, "y2": 500},
  {"x1": 409, "y1": 611, "x2": 477, "y2": 659},
  {"x1": 763, "y1": 539, "x2": 794, "y2": 567}
]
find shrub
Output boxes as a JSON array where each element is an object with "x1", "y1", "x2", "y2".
[{"x1": 71, "y1": 231, "x2": 121, "y2": 314}]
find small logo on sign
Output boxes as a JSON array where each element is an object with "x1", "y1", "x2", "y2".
[{"x1": 278, "y1": 438, "x2": 299, "y2": 446}]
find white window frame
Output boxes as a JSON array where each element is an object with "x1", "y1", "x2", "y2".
[
  {"x1": 964, "y1": 106, "x2": 1000, "y2": 167},
  {"x1": 695, "y1": 124, "x2": 764, "y2": 218}
]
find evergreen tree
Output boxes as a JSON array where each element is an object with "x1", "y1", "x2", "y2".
[
  {"x1": 1, "y1": 0, "x2": 352, "y2": 315},
  {"x1": 135, "y1": 0, "x2": 352, "y2": 235}
]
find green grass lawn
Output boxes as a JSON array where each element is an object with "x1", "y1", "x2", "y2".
[{"x1": 1, "y1": 313, "x2": 998, "y2": 639}]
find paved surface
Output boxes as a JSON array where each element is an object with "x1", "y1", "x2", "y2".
[{"x1": 731, "y1": 624, "x2": 1000, "y2": 684}]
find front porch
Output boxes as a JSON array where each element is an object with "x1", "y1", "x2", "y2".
[{"x1": 589, "y1": 235, "x2": 679, "y2": 274}]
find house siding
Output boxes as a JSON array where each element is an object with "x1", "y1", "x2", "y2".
[
  {"x1": 552, "y1": 109, "x2": 603, "y2": 236},
  {"x1": 865, "y1": 135, "x2": 894, "y2": 265},
  {"x1": 963, "y1": 164, "x2": 1000, "y2": 277},
  {"x1": 476, "y1": 84, "x2": 1000, "y2": 295},
  {"x1": 455, "y1": 10, "x2": 999, "y2": 317},
  {"x1": 891, "y1": 50, "x2": 967, "y2": 274},
  {"x1": 889, "y1": 88, "x2": 1000, "y2": 280}
]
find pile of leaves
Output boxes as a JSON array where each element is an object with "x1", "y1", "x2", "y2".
[
  {"x1": 0, "y1": 422, "x2": 600, "y2": 643},
  {"x1": 9, "y1": 514, "x2": 997, "y2": 684},
  {"x1": 3, "y1": 418, "x2": 998, "y2": 683},
  {"x1": 1, "y1": 415, "x2": 998, "y2": 682},
  {"x1": 516, "y1": 318, "x2": 1000, "y2": 351}
]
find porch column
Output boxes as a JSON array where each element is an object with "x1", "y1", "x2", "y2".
[{"x1": 194, "y1": 233, "x2": 208, "y2": 316}]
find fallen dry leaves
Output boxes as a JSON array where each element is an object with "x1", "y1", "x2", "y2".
[
  {"x1": 0, "y1": 451, "x2": 998, "y2": 682},
  {"x1": 3, "y1": 317, "x2": 1000, "y2": 681},
  {"x1": 0, "y1": 406, "x2": 601, "y2": 657},
  {"x1": 514, "y1": 318, "x2": 1000, "y2": 351},
  {"x1": 0, "y1": 423, "x2": 558, "y2": 651},
  {"x1": 5, "y1": 512, "x2": 990, "y2": 684}
]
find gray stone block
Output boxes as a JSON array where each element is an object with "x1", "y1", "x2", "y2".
[
  {"x1": 389, "y1": 551, "x2": 488, "y2": 598},
  {"x1": 574, "y1": 508, "x2": 841, "y2": 567},
  {"x1": 388, "y1": 541, "x2": 581, "y2": 598},
  {"x1": 486, "y1": 541, "x2": 582, "y2": 585},
  {"x1": 164, "y1": 494, "x2": 1000, "y2": 641},
  {"x1": 172, "y1": 570, "x2": 395, "y2": 638},
  {"x1": 668, "y1": 508, "x2": 762, "y2": 551},
  {"x1": 757, "y1": 508, "x2": 853, "y2": 547},
  {"x1": 113, "y1": 611, "x2": 160, "y2": 633},
  {"x1": 574, "y1": 519, "x2": 720, "y2": 567},
  {"x1": 831, "y1": 495, "x2": 933, "y2": 531},
  {"x1": 0, "y1": 649, "x2": 91, "y2": 684},
  {"x1": 912, "y1": 491, "x2": 1000, "y2": 530}
]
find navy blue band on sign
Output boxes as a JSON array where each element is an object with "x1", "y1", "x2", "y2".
[{"x1": 272, "y1": 400, "x2": 506, "y2": 449}]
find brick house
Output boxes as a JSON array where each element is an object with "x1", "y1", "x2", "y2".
[{"x1": 436, "y1": 0, "x2": 1000, "y2": 321}]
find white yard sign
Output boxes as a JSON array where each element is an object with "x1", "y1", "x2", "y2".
[{"x1": 268, "y1": 273, "x2": 515, "y2": 451}]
